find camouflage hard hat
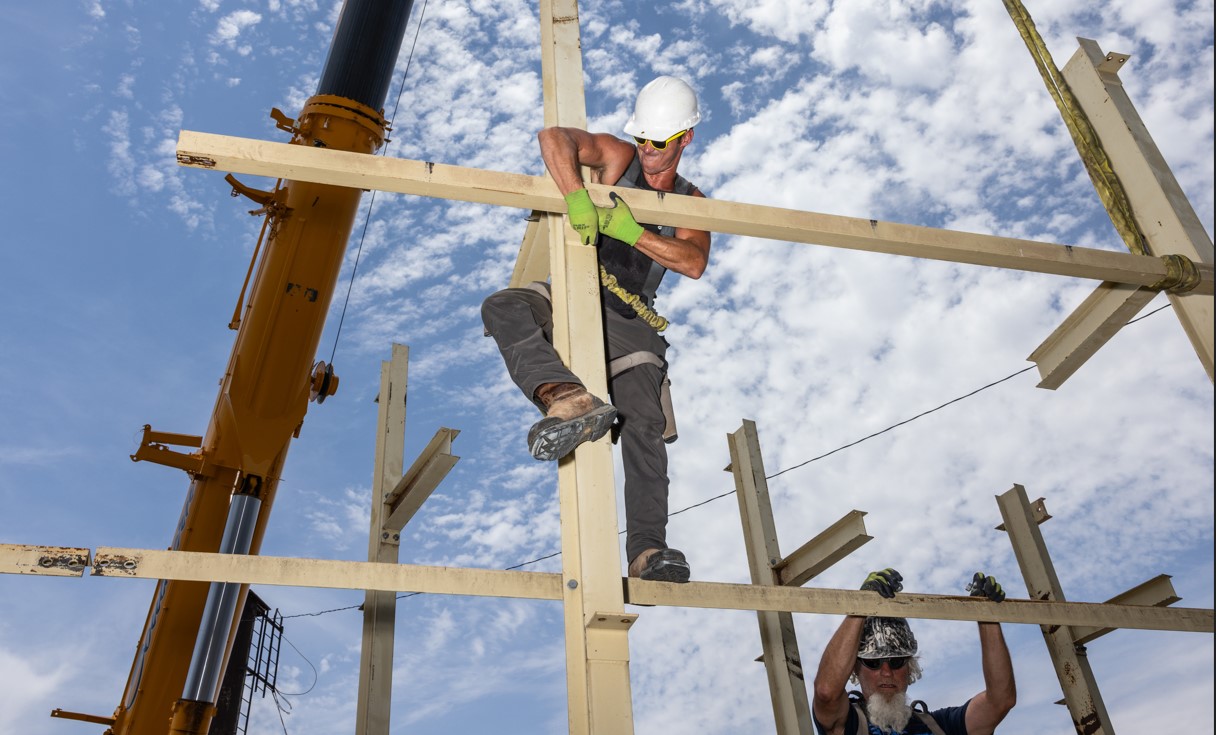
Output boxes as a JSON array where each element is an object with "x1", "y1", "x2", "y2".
[{"x1": 857, "y1": 616, "x2": 918, "y2": 659}]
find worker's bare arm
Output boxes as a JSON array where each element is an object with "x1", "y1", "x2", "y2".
[
  {"x1": 633, "y1": 188, "x2": 710, "y2": 279},
  {"x1": 813, "y1": 616, "x2": 866, "y2": 735},
  {"x1": 963, "y1": 622, "x2": 1016, "y2": 735},
  {"x1": 537, "y1": 127, "x2": 635, "y2": 195}
]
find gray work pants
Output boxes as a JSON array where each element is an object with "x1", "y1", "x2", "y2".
[{"x1": 481, "y1": 284, "x2": 670, "y2": 564}]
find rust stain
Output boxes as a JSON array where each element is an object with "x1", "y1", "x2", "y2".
[
  {"x1": 35, "y1": 552, "x2": 88, "y2": 572},
  {"x1": 176, "y1": 153, "x2": 217, "y2": 169},
  {"x1": 93, "y1": 554, "x2": 140, "y2": 576}
]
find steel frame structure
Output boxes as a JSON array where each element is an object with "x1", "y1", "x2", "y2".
[{"x1": 5, "y1": 3, "x2": 1213, "y2": 734}]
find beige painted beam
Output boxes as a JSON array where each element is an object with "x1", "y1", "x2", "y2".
[
  {"x1": 12, "y1": 544, "x2": 1211, "y2": 634},
  {"x1": 509, "y1": 212, "x2": 549, "y2": 288},
  {"x1": 0, "y1": 544, "x2": 90, "y2": 577},
  {"x1": 1061, "y1": 38, "x2": 1214, "y2": 380},
  {"x1": 774, "y1": 510, "x2": 872, "y2": 588},
  {"x1": 383, "y1": 427, "x2": 460, "y2": 532},
  {"x1": 994, "y1": 496, "x2": 1051, "y2": 530},
  {"x1": 537, "y1": 2, "x2": 635, "y2": 734},
  {"x1": 90, "y1": 547, "x2": 564, "y2": 600},
  {"x1": 997, "y1": 484, "x2": 1115, "y2": 734},
  {"x1": 357, "y1": 345, "x2": 409, "y2": 735},
  {"x1": 175, "y1": 130, "x2": 1213, "y2": 295},
  {"x1": 1028, "y1": 282, "x2": 1158, "y2": 389},
  {"x1": 728, "y1": 421, "x2": 814, "y2": 735},
  {"x1": 622, "y1": 578, "x2": 1211, "y2": 633},
  {"x1": 1071, "y1": 574, "x2": 1181, "y2": 646}
]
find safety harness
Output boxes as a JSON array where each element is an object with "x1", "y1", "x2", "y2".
[{"x1": 597, "y1": 151, "x2": 700, "y2": 330}]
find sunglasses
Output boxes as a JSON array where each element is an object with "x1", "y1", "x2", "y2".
[
  {"x1": 632, "y1": 130, "x2": 687, "y2": 150},
  {"x1": 859, "y1": 656, "x2": 909, "y2": 671}
]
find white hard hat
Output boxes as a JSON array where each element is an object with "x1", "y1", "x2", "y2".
[{"x1": 623, "y1": 76, "x2": 701, "y2": 141}]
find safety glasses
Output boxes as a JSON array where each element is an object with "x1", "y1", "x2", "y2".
[
  {"x1": 859, "y1": 656, "x2": 909, "y2": 671},
  {"x1": 633, "y1": 130, "x2": 687, "y2": 150}
]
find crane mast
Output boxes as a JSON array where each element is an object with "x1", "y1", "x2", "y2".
[{"x1": 109, "y1": 2, "x2": 415, "y2": 733}]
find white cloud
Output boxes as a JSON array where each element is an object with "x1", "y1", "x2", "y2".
[{"x1": 211, "y1": 9, "x2": 262, "y2": 52}]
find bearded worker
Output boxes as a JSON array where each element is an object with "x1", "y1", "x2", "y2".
[
  {"x1": 481, "y1": 76, "x2": 710, "y2": 583},
  {"x1": 813, "y1": 569, "x2": 1016, "y2": 735}
]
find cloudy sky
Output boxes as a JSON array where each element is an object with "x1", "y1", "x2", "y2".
[{"x1": 1, "y1": 1, "x2": 1212, "y2": 733}]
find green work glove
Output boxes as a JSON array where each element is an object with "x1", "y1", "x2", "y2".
[
  {"x1": 968, "y1": 572, "x2": 1006, "y2": 602},
  {"x1": 564, "y1": 188, "x2": 598, "y2": 246},
  {"x1": 597, "y1": 192, "x2": 645, "y2": 247},
  {"x1": 860, "y1": 568, "x2": 903, "y2": 598}
]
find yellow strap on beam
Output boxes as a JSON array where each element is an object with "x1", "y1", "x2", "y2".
[{"x1": 1002, "y1": 0, "x2": 1149, "y2": 258}]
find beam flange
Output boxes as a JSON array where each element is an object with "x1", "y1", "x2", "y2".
[
  {"x1": 1071, "y1": 574, "x2": 1181, "y2": 645},
  {"x1": 1029, "y1": 282, "x2": 1159, "y2": 389},
  {"x1": 509, "y1": 212, "x2": 549, "y2": 287},
  {"x1": 774, "y1": 510, "x2": 872, "y2": 587},
  {"x1": 383, "y1": 427, "x2": 460, "y2": 532},
  {"x1": 175, "y1": 130, "x2": 1212, "y2": 294}
]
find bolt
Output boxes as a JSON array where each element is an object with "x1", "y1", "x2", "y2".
[{"x1": 567, "y1": 580, "x2": 578, "y2": 589}]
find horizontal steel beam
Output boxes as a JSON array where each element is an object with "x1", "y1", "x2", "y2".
[
  {"x1": 6, "y1": 545, "x2": 1208, "y2": 634},
  {"x1": 0, "y1": 544, "x2": 90, "y2": 577},
  {"x1": 623, "y1": 579, "x2": 1211, "y2": 633},
  {"x1": 90, "y1": 547, "x2": 564, "y2": 601},
  {"x1": 176, "y1": 131, "x2": 1213, "y2": 294}
]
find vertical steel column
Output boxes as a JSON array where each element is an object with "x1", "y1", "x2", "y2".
[
  {"x1": 996, "y1": 484, "x2": 1115, "y2": 734},
  {"x1": 1062, "y1": 38, "x2": 1214, "y2": 379},
  {"x1": 538, "y1": 1, "x2": 636, "y2": 733},
  {"x1": 727, "y1": 420, "x2": 813, "y2": 735},
  {"x1": 355, "y1": 344, "x2": 410, "y2": 735}
]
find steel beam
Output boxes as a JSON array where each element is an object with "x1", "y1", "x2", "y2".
[
  {"x1": 728, "y1": 420, "x2": 813, "y2": 735},
  {"x1": 1049, "y1": 38, "x2": 1215, "y2": 382},
  {"x1": 1070, "y1": 574, "x2": 1181, "y2": 646},
  {"x1": 174, "y1": 131, "x2": 1212, "y2": 296},
  {"x1": 538, "y1": 3, "x2": 635, "y2": 734},
  {"x1": 997, "y1": 484, "x2": 1115, "y2": 734},
  {"x1": 0, "y1": 544, "x2": 90, "y2": 577},
  {"x1": 356, "y1": 344, "x2": 409, "y2": 735},
  {"x1": 774, "y1": 510, "x2": 872, "y2": 588},
  {"x1": 509, "y1": 212, "x2": 549, "y2": 288},
  {"x1": 7, "y1": 544, "x2": 1210, "y2": 635},
  {"x1": 1028, "y1": 281, "x2": 1159, "y2": 389},
  {"x1": 383, "y1": 427, "x2": 460, "y2": 532},
  {"x1": 89, "y1": 547, "x2": 564, "y2": 600}
]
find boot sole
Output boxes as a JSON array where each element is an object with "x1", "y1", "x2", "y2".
[{"x1": 529, "y1": 404, "x2": 618, "y2": 461}]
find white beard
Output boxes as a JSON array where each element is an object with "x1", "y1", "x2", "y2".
[{"x1": 865, "y1": 691, "x2": 912, "y2": 733}]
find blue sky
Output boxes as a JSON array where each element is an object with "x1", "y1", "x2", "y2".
[{"x1": 1, "y1": 1, "x2": 1212, "y2": 734}]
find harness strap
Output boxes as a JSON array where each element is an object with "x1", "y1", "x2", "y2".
[{"x1": 850, "y1": 702, "x2": 948, "y2": 735}]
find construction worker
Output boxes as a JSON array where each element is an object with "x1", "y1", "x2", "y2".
[
  {"x1": 481, "y1": 76, "x2": 710, "y2": 583},
  {"x1": 812, "y1": 569, "x2": 1016, "y2": 735}
]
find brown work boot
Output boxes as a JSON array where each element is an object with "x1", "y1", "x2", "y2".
[
  {"x1": 628, "y1": 548, "x2": 691, "y2": 583},
  {"x1": 527, "y1": 383, "x2": 617, "y2": 461}
]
